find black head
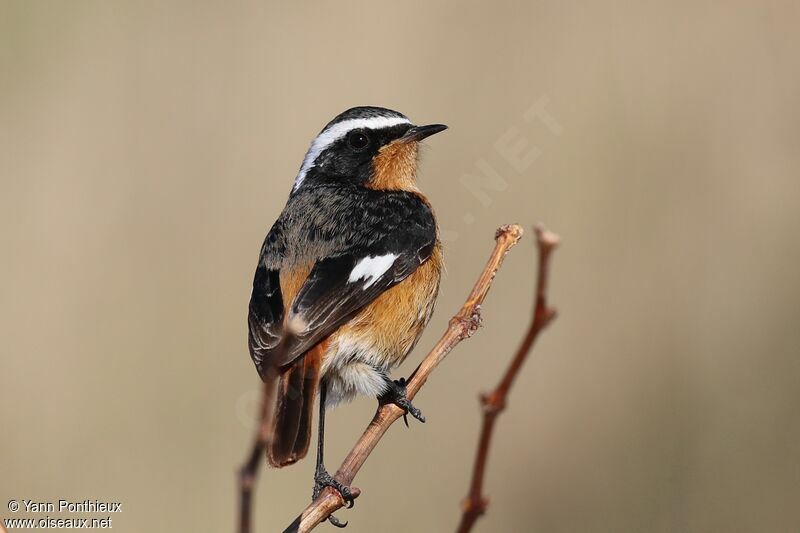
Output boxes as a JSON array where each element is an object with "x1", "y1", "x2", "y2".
[{"x1": 292, "y1": 106, "x2": 446, "y2": 191}]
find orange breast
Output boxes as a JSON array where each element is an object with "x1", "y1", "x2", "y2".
[
  {"x1": 328, "y1": 243, "x2": 443, "y2": 369},
  {"x1": 280, "y1": 244, "x2": 443, "y2": 371},
  {"x1": 366, "y1": 140, "x2": 420, "y2": 192}
]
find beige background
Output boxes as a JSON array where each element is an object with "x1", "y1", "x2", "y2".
[{"x1": 2, "y1": 1, "x2": 800, "y2": 532}]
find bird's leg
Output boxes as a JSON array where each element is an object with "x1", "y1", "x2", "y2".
[
  {"x1": 379, "y1": 375, "x2": 426, "y2": 425},
  {"x1": 312, "y1": 380, "x2": 354, "y2": 528}
]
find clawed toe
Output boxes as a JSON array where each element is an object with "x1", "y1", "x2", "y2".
[
  {"x1": 327, "y1": 514, "x2": 348, "y2": 528},
  {"x1": 380, "y1": 377, "x2": 426, "y2": 424},
  {"x1": 313, "y1": 468, "x2": 356, "y2": 527}
]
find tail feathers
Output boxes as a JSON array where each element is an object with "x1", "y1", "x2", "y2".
[{"x1": 267, "y1": 344, "x2": 323, "y2": 467}]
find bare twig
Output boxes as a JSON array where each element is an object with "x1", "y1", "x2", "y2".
[
  {"x1": 238, "y1": 372, "x2": 277, "y2": 533},
  {"x1": 283, "y1": 224, "x2": 525, "y2": 532},
  {"x1": 456, "y1": 223, "x2": 559, "y2": 533}
]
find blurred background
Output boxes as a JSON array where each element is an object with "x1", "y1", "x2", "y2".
[{"x1": 2, "y1": 1, "x2": 799, "y2": 532}]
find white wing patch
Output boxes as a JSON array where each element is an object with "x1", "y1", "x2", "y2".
[
  {"x1": 348, "y1": 254, "x2": 398, "y2": 289},
  {"x1": 293, "y1": 116, "x2": 411, "y2": 191}
]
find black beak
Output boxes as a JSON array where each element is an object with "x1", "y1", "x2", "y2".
[{"x1": 401, "y1": 123, "x2": 448, "y2": 142}]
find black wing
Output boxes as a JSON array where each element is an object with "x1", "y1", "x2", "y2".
[
  {"x1": 274, "y1": 236, "x2": 435, "y2": 368},
  {"x1": 247, "y1": 263, "x2": 283, "y2": 378},
  {"x1": 247, "y1": 186, "x2": 437, "y2": 376}
]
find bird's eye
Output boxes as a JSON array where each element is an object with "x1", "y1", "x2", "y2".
[{"x1": 347, "y1": 130, "x2": 370, "y2": 151}]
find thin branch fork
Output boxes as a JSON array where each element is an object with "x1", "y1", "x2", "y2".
[
  {"x1": 283, "y1": 224, "x2": 525, "y2": 533},
  {"x1": 238, "y1": 373, "x2": 277, "y2": 533},
  {"x1": 456, "y1": 224, "x2": 560, "y2": 533}
]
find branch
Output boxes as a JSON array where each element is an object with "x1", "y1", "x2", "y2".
[
  {"x1": 456, "y1": 223, "x2": 560, "y2": 533},
  {"x1": 238, "y1": 370, "x2": 277, "y2": 533},
  {"x1": 283, "y1": 224, "x2": 525, "y2": 532}
]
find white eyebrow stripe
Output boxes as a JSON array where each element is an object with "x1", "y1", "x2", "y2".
[
  {"x1": 293, "y1": 116, "x2": 411, "y2": 191},
  {"x1": 347, "y1": 254, "x2": 399, "y2": 289}
]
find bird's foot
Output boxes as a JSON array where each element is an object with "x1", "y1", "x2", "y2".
[
  {"x1": 380, "y1": 377, "x2": 426, "y2": 426},
  {"x1": 313, "y1": 467, "x2": 355, "y2": 528}
]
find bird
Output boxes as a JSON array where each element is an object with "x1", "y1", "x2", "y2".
[{"x1": 247, "y1": 106, "x2": 446, "y2": 525}]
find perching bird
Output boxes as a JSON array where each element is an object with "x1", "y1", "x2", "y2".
[{"x1": 247, "y1": 106, "x2": 446, "y2": 524}]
